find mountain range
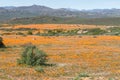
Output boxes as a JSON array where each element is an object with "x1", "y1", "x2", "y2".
[{"x1": 0, "y1": 5, "x2": 120, "y2": 25}]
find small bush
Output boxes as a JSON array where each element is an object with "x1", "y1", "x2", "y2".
[
  {"x1": 17, "y1": 44, "x2": 48, "y2": 66},
  {"x1": 34, "y1": 66, "x2": 44, "y2": 72},
  {"x1": 109, "y1": 78, "x2": 115, "y2": 80},
  {"x1": 16, "y1": 32, "x2": 24, "y2": 35},
  {"x1": 27, "y1": 30, "x2": 33, "y2": 35},
  {"x1": 0, "y1": 37, "x2": 2, "y2": 41},
  {"x1": 73, "y1": 73, "x2": 89, "y2": 80},
  {"x1": 0, "y1": 37, "x2": 5, "y2": 48},
  {"x1": 78, "y1": 73, "x2": 89, "y2": 77}
]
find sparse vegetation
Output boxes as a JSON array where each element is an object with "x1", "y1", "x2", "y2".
[
  {"x1": 0, "y1": 1, "x2": 120, "y2": 79},
  {"x1": 7, "y1": 16, "x2": 120, "y2": 26},
  {"x1": 83, "y1": 28, "x2": 107, "y2": 35},
  {"x1": 107, "y1": 27, "x2": 120, "y2": 35},
  {"x1": 1, "y1": 24, "x2": 120, "y2": 79}
]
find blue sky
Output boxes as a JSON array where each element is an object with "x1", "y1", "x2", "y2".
[{"x1": 0, "y1": 0, "x2": 120, "y2": 10}]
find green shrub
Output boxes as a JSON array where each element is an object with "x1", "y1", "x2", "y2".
[
  {"x1": 34, "y1": 66, "x2": 44, "y2": 72},
  {"x1": 17, "y1": 44, "x2": 48, "y2": 66},
  {"x1": 78, "y1": 73, "x2": 89, "y2": 77},
  {"x1": 0, "y1": 37, "x2": 2, "y2": 41},
  {"x1": 0, "y1": 37, "x2": 5, "y2": 48},
  {"x1": 66, "y1": 29, "x2": 79, "y2": 36},
  {"x1": 73, "y1": 73, "x2": 89, "y2": 80},
  {"x1": 16, "y1": 32, "x2": 24, "y2": 35},
  {"x1": 109, "y1": 78, "x2": 115, "y2": 80},
  {"x1": 27, "y1": 30, "x2": 33, "y2": 35},
  {"x1": 107, "y1": 27, "x2": 120, "y2": 35},
  {"x1": 84, "y1": 28, "x2": 106, "y2": 35}
]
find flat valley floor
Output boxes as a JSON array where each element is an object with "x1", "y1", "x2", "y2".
[{"x1": 0, "y1": 35, "x2": 120, "y2": 80}]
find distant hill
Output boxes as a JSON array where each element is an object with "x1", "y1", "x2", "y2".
[
  {"x1": 0, "y1": 5, "x2": 120, "y2": 25},
  {"x1": 0, "y1": 5, "x2": 80, "y2": 21},
  {"x1": 0, "y1": 5, "x2": 120, "y2": 22},
  {"x1": 7, "y1": 16, "x2": 120, "y2": 26}
]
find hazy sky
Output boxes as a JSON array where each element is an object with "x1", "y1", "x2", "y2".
[{"x1": 0, "y1": 0, "x2": 120, "y2": 10}]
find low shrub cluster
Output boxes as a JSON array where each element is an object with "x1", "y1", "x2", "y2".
[{"x1": 17, "y1": 44, "x2": 48, "y2": 66}]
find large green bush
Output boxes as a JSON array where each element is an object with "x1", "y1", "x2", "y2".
[{"x1": 17, "y1": 44, "x2": 48, "y2": 66}]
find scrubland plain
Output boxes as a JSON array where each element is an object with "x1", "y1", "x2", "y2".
[{"x1": 0, "y1": 24, "x2": 120, "y2": 80}]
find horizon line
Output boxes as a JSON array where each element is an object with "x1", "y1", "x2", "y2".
[{"x1": 0, "y1": 4, "x2": 119, "y2": 10}]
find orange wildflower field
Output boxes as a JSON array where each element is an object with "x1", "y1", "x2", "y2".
[
  {"x1": 14, "y1": 24, "x2": 107, "y2": 30},
  {"x1": 0, "y1": 24, "x2": 120, "y2": 80}
]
